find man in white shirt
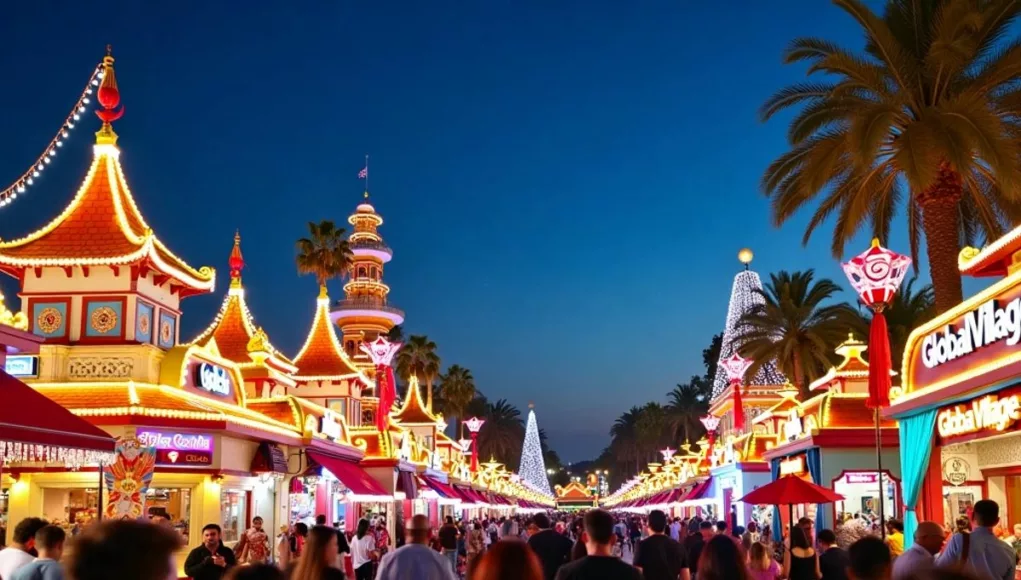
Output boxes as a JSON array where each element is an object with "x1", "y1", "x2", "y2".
[
  {"x1": 0, "y1": 518, "x2": 48, "y2": 580},
  {"x1": 376, "y1": 515, "x2": 456, "y2": 580},
  {"x1": 669, "y1": 518, "x2": 681, "y2": 542}
]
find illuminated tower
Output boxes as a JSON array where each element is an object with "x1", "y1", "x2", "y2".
[{"x1": 331, "y1": 194, "x2": 404, "y2": 371}]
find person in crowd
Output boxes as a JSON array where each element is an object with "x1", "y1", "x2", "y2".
[
  {"x1": 891, "y1": 521, "x2": 944, "y2": 580},
  {"x1": 374, "y1": 521, "x2": 392, "y2": 560},
  {"x1": 184, "y1": 523, "x2": 237, "y2": 580},
  {"x1": 235, "y1": 516, "x2": 271, "y2": 565},
  {"x1": 11, "y1": 525, "x2": 66, "y2": 580},
  {"x1": 292, "y1": 523, "x2": 310, "y2": 559},
  {"x1": 437, "y1": 516, "x2": 459, "y2": 575},
  {"x1": 714, "y1": 521, "x2": 728, "y2": 536},
  {"x1": 290, "y1": 525, "x2": 345, "y2": 580},
  {"x1": 349, "y1": 519, "x2": 377, "y2": 580},
  {"x1": 817, "y1": 529, "x2": 849, "y2": 580},
  {"x1": 670, "y1": 517, "x2": 682, "y2": 542},
  {"x1": 885, "y1": 520, "x2": 905, "y2": 558},
  {"x1": 936, "y1": 499, "x2": 1016, "y2": 579},
  {"x1": 0, "y1": 518, "x2": 47, "y2": 580},
  {"x1": 747, "y1": 542, "x2": 781, "y2": 580},
  {"x1": 684, "y1": 520, "x2": 714, "y2": 577},
  {"x1": 1010, "y1": 523, "x2": 1021, "y2": 559},
  {"x1": 468, "y1": 539, "x2": 543, "y2": 580},
  {"x1": 466, "y1": 522, "x2": 486, "y2": 569},
  {"x1": 848, "y1": 537, "x2": 891, "y2": 580},
  {"x1": 634, "y1": 509, "x2": 689, "y2": 580},
  {"x1": 629, "y1": 519, "x2": 642, "y2": 549},
  {"x1": 783, "y1": 525, "x2": 820, "y2": 580},
  {"x1": 65, "y1": 520, "x2": 182, "y2": 580},
  {"x1": 314, "y1": 514, "x2": 350, "y2": 569},
  {"x1": 742, "y1": 522, "x2": 759, "y2": 553},
  {"x1": 797, "y1": 518, "x2": 814, "y2": 544},
  {"x1": 224, "y1": 564, "x2": 286, "y2": 580},
  {"x1": 554, "y1": 509, "x2": 641, "y2": 580},
  {"x1": 528, "y1": 513, "x2": 574, "y2": 580},
  {"x1": 376, "y1": 515, "x2": 456, "y2": 580},
  {"x1": 698, "y1": 534, "x2": 750, "y2": 580}
]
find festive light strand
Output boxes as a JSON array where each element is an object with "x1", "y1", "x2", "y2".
[
  {"x1": 0, "y1": 64, "x2": 105, "y2": 208},
  {"x1": 518, "y1": 407, "x2": 554, "y2": 496}
]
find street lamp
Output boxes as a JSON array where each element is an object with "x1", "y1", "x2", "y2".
[
  {"x1": 359, "y1": 336, "x2": 402, "y2": 432},
  {"x1": 464, "y1": 416, "x2": 485, "y2": 472},
  {"x1": 700, "y1": 414, "x2": 721, "y2": 461},
  {"x1": 720, "y1": 353, "x2": 753, "y2": 433},
  {"x1": 842, "y1": 238, "x2": 910, "y2": 537}
]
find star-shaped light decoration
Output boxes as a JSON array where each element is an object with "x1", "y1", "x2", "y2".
[{"x1": 720, "y1": 353, "x2": 753, "y2": 384}]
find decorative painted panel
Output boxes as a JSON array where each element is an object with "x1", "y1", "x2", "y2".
[
  {"x1": 135, "y1": 301, "x2": 154, "y2": 344},
  {"x1": 31, "y1": 300, "x2": 68, "y2": 339},
  {"x1": 84, "y1": 300, "x2": 124, "y2": 338},
  {"x1": 157, "y1": 311, "x2": 177, "y2": 349}
]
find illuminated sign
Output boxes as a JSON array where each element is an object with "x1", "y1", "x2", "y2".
[
  {"x1": 937, "y1": 393, "x2": 1021, "y2": 439},
  {"x1": 922, "y1": 297, "x2": 1021, "y2": 368},
  {"x1": 196, "y1": 362, "x2": 231, "y2": 396},
  {"x1": 137, "y1": 430, "x2": 214, "y2": 452},
  {"x1": 844, "y1": 472, "x2": 878, "y2": 484},
  {"x1": 4, "y1": 355, "x2": 38, "y2": 378},
  {"x1": 943, "y1": 457, "x2": 972, "y2": 486},
  {"x1": 779, "y1": 456, "x2": 806, "y2": 477},
  {"x1": 156, "y1": 449, "x2": 212, "y2": 466},
  {"x1": 319, "y1": 410, "x2": 342, "y2": 441}
]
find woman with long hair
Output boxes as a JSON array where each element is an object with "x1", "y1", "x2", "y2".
[
  {"x1": 466, "y1": 521, "x2": 486, "y2": 569},
  {"x1": 350, "y1": 519, "x2": 377, "y2": 580},
  {"x1": 783, "y1": 526, "x2": 820, "y2": 580},
  {"x1": 698, "y1": 535, "x2": 751, "y2": 580},
  {"x1": 291, "y1": 525, "x2": 343, "y2": 580},
  {"x1": 468, "y1": 540, "x2": 543, "y2": 580},
  {"x1": 747, "y1": 542, "x2": 781, "y2": 580}
]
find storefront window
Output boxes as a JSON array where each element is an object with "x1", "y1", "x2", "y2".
[
  {"x1": 220, "y1": 489, "x2": 247, "y2": 544},
  {"x1": 1, "y1": 487, "x2": 9, "y2": 545},
  {"x1": 41, "y1": 488, "x2": 99, "y2": 528},
  {"x1": 833, "y1": 472, "x2": 896, "y2": 522},
  {"x1": 147, "y1": 488, "x2": 192, "y2": 544},
  {"x1": 290, "y1": 479, "x2": 316, "y2": 527}
]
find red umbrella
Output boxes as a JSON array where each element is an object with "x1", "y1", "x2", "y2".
[{"x1": 738, "y1": 476, "x2": 844, "y2": 539}]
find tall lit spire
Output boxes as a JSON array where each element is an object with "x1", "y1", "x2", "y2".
[
  {"x1": 229, "y1": 230, "x2": 244, "y2": 288},
  {"x1": 95, "y1": 45, "x2": 123, "y2": 144}
]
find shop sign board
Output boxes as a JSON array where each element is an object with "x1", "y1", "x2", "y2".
[
  {"x1": 4, "y1": 355, "x2": 38, "y2": 378},
  {"x1": 937, "y1": 391, "x2": 1021, "y2": 440},
  {"x1": 319, "y1": 410, "x2": 342, "y2": 441},
  {"x1": 779, "y1": 455, "x2": 806, "y2": 477},
  {"x1": 943, "y1": 456, "x2": 972, "y2": 486},
  {"x1": 155, "y1": 449, "x2": 212, "y2": 466},
  {"x1": 137, "y1": 430, "x2": 214, "y2": 452},
  {"x1": 844, "y1": 472, "x2": 878, "y2": 484},
  {"x1": 195, "y1": 362, "x2": 232, "y2": 396},
  {"x1": 905, "y1": 279, "x2": 1021, "y2": 394}
]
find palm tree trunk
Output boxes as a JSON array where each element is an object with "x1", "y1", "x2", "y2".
[
  {"x1": 919, "y1": 163, "x2": 964, "y2": 314},
  {"x1": 792, "y1": 350, "x2": 808, "y2": 401}
]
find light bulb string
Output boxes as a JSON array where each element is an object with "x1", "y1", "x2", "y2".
[{"x1": 0, "y1": 63, "x2": 105, "y2": 208}]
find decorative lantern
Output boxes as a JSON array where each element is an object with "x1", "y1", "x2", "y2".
[
  {"x1": 359, "y1": 336, "x2": 402, "y2": 432},
  {"x1": 700, "y1": 415, "x2": 721, "y2": 460},
  {"x1": 464, "y1": 417, "x2": 485, "y2": 472},
  {"x1": 720, "y1": 353, "x2": 753, "y2": 432},
  {"x1": 458, "y1": 438, "x2": 473, "y2": 455},
  {"x1": 660, "y1": 447, "x2": 676, "y2": 462}
]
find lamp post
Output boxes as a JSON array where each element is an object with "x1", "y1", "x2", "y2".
[
  {"x1": 464, "y1": 416, "x2": 485, "y2": 472},
  {"x1": 720, "y1": 353, "x2": 753, "y2": 433},
  {"x1": 841, "y1": 238, "x2": 910, "y2": 537},
  {"x1": 700, "y1": 414, "x2": 721, "y2": 462}
]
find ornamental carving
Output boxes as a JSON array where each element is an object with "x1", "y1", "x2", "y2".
[
  {"x1": 159, "y1": 319, "x2": 173, "y2": 344},
  {"x1": 90, "y1": 306, "x2": 119, "y2": 334},
  {"x1": 36, "y1": 307, "x2": 63, "y2": 334},
  {"x1": 137, "y1": 312, "x2": 150, "y2": 335},
  {"x1": 68, "y1": 357, "x2": 134, "y2": 379}
]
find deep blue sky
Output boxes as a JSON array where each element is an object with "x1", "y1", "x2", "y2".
[{"x1": 0, "y1": 1, "x2": 954, "y2": 461}]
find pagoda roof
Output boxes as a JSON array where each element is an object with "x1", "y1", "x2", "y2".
[
  {"x1": 291, "y1": 287, "x2": 369, "y2": 382},
  {"x1": 555, "y1": 481, "x2": 593, "y2": 501},
  {"x1": 0, "y1": 141, "x2": 214, "y2": 296},
  {"x1": 958, "y1": 223, "x2": 1021, "y2": 277},
  {"x1": 391, "y1": 376, "x2": 441, "y2": 425},
  {"x1": 189, "y1": 233, "x2": 293, "y2": 372}
]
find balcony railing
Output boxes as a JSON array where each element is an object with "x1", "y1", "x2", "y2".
[
  {"x1": 350, "y1": 239, "x2": 392, "y2": 254},
  {"x1": 333, "y1": 298, "x2": 405, "y2": 317}
]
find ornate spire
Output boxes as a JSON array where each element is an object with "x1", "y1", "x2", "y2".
[
  {"x1": 95, "y1": 45, "x2": 123, "y2": 144},
  {"x1": 229, "y1": 230, "x2": 244, "y2": 287}
]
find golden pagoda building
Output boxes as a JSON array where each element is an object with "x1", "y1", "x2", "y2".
[
  {"x1": 189, "y1": 232, "x2": 297, "y2": 398},
  {"x1": 0, "y1": 52, "x2": 372, "y2": 571},
  {"x1": 757, "y1": 334, "x2": 900, "y2": 537},
  {"x1": 287, "y1": 284, "x2": 374, "y2": 427}
]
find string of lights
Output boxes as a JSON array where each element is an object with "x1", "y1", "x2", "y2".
[
  {"x1": 518, "y1": 407, "x2": 554, "y2": 496},
  {"x1": 0, "y1": 63, "x2": 105, "y2": 208}
]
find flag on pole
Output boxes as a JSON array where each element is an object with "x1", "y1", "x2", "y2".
[{"x1": 358, "y1": 167, "x2": 368, "y2": 179}]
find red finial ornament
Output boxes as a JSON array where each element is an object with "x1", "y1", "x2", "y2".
[
  {"x1": 229, "y1": 230, "x2": 244, "y2": 281},
  {"x1": 96, "y1": 45, "x2": 124, "y2": 124}
]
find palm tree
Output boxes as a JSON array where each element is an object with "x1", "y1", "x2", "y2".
[
  {"x1": 636, "y1": 403, "x2": 667, "y2": 464},
  {"x1": 439, "y1": 365, "x2": 477, "y2": 437},
  {"x1": 476, "y1": 399, "x2": 524, "y2": 467},
  {"x1": 395, "y1": 335, "x2": 441, "y2": 411},
  {"x1": 609, "y1": 407, "x2": 642, "y2": 477},
  {"x1": 761, "y1": 0, "x2": 1021, "y2": 313},
  {"x1": 882, "y1": 277, "x2": 936, "y2": 372},
  {"x1": 666, "y1": 380, "x2": 707, "y2": 444},
  {"x1": 386, "y1": 325, "x2": 404, "y2": 343},
  {"x1": 739, "y1": 270, "x2": 864, "y2": 400},
  {"x1": 295, "y1": 220, "x2": 353, "y2": 288}
]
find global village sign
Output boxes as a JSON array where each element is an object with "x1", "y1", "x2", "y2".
[
  {"x1": 937, "y1": 392, "x2": 1021, "y2": 440},
  {"x1": 921, "y1": 296, "x2": 1021, "y2": 369}
]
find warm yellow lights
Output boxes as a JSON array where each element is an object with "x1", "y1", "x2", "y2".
[
  {"x1": 738, "y1": 248, "x2": 754, "y2": 264},
  {"x1": 291, "y1": 288, "x2": 373, "y2": 386}
]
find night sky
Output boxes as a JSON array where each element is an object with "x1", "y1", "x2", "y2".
[{"x1": 0, "y1": 1, "x2": 974, "y2": 461}]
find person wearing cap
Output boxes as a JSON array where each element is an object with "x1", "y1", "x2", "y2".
[{"x1": 375, "y1": 514, "x2": 456, "y2": 580}]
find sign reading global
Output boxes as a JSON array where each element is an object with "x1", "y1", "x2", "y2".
[{"x1": 196, "y1": 362, "x2": 231, "y2": 396}]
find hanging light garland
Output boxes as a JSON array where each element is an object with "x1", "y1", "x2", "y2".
[{"x1": 0, "y1": 63, "x2": 105, "y2": 208}]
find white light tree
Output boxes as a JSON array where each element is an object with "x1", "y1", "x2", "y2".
[{"x1": 518, "y1": 404, "x2": 553, "y2": 496}]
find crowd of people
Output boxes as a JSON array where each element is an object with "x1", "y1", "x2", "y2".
[{"x1": 0, "y1": 499, "x2": 1018, "y2": 579}]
